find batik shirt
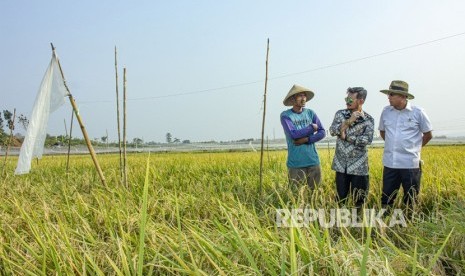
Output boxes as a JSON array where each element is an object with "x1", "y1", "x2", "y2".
[{"x1": 329, "y1": 109, "x2": 374, "y2": 175}]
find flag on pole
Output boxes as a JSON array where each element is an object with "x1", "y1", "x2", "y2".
[{"x1": 15, "y1": 52, "x2": 68, "y2": 174}]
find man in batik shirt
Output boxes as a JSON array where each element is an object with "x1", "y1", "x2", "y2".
[{"x1": 329, "y1": 87, "x2": 374, "y2": 206}]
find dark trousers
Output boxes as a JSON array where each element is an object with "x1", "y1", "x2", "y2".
[
  {"x1": 335, "y1": 171, "x2": 369, "y2": 206},
  {"x1": 381, "y1": 166, "x2": 422, "y2": 207}
]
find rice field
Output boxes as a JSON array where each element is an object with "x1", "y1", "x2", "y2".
[{"x1": 1, "y1": 145, "x2": 464, "y2": 275}]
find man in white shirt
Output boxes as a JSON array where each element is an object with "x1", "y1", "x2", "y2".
[{"x1": 378, "y1": 80, "x2": 433, "y2": 208}]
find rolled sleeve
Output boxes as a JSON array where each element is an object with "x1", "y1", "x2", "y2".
[
  {"x1": 345, "y1": 116, "x2": 375, "y2": 148},
  {"x1": 419, "y1": 108, "x2": 433, "y2": 133},
  {"x1": 329, "y1": 111, "x2": 345, "y2": 137},
  {"x1": 354, "y1": 120, "x2": 374, "y2": 147},
  {"x1": 308, "y1": 113, "x2": 326, "y2": 143}
]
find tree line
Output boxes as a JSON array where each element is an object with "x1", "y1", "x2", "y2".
[{"x1": 0, "y1": 109, "x2": 29, "y2": 147}]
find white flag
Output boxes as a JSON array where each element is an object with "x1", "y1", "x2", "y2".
[{"x1": 15, "y1": 53, "x2": 68, "y2": 174}]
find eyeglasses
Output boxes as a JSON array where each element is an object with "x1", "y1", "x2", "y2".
[{"x1": 345, "y1": 97, "x2": 354, "y2": 104}]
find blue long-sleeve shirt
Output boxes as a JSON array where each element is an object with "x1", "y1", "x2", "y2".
[{"x1": 280, "y1": 108, "x2": 325, "y2": 168}]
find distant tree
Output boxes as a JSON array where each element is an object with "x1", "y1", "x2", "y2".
[
  {"x1": 133, "y1": 137, "x2": 143, "y2": 146},
  {"x1": 0, "y1": 110, "x2": 28, "y2": 142},
  {"x1": 182, "y1": 140, "x2": 190, "y2": 144},
  {"x1": 1, "y1": 110, "x2": 15, "y2": 146},
  {"x1": 166, "y1": 132, "x2": 172, "y2": 143},
  {"x1": 0, "y1": 116, "x2": 4, "y2": 143},
  {"x1": 57, "y1": 135, "x2": 67, "y2": 144},
  {"x1": 3, "y1": 110, "x2": 14, "y2": 132},
  {"x1": 17, "y1": 114, "x2": 29, "y2": 131},
  {"x1": 44, "y1": 134, "x2": 58, "y2": 147},
  {"x1": 101, "y1": 136, "x2": 108, "y2": 143},
  {"x1": 173, "y1": 137, "x2": 180, "y2": 143}
]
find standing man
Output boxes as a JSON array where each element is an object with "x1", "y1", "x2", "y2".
[
  {"x1": 379, "y1": 80, "x2": 433, "y2": 208},
  {"x1": 280, "y1": 84, "x2": 326, "y2": 189},
  {"x1": 329, "y1": 87, "x2": 374, "y2": 206}
]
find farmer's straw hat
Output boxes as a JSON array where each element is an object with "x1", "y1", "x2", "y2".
[
  {"x1": 380, "y1": 80, "x2": 415, "y2": 100},
  {"x1": 283, "y1": 84, "x2": 314, "y2": 106}
]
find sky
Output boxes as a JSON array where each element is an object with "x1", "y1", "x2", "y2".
[{"x1": 1, "y1": 1, "x2": 465, "y2": 143}]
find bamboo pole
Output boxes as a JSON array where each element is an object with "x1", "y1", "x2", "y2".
[
  {"x1": 106, "y1": 129, "x2": 109, "y2": 149},
  {"x1": 327, "y1": 130, "x2": 330, "y2": 162},
  {"x1": 2, "y1": 108, "x2": 16, "y2": 176},
  {"x1": 63, "y1": 117, "x2": 67, "y2": 170},
  {"x1": 64, "y1": 118, "x2": 68, "y2": 143},
  {"x1": 259, "y1": 39, "x2": 270, "y2": 194},
  {"x1": 51, "y1": 43, "x2": 106, "y2": 187},
  {"x1": 66, "y1": 110, "x2": 74, "y2": 174},
  {"x1": 115, "y1": 46, "x2": 123, "y2": 182},
  {"x1": 123, "y1": 67, "x2": 128, "y2": 188}
]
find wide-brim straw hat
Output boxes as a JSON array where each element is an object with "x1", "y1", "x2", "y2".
[
  {"x1": 283, "y1": 84, "x2": 315, "y2": 106},
  {"x1": 380, "y1": 80, "x2": 414, "y2": 100}
]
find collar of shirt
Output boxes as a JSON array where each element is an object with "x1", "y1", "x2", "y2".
[{"x1": 388, "y1": 101, "x2": 412, "y2": 112}]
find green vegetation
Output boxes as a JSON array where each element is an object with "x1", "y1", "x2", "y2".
[{"x1": 1, "y1": 146, "x2": 464, "y2": 274}]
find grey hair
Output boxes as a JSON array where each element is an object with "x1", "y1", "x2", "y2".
[{"x1": 347, "y1": 87, "x2": 367, "y2": 100}]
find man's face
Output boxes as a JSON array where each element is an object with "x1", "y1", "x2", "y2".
[
  {"x1": 293, "y1": 92, "x2": 307, "y2": 107},
  {"x1": 345, "y1": 93, "x2": 362, "y2": 111},
  {"x1": 388, "y1": 92, "x2": 407, "y2": 108}
]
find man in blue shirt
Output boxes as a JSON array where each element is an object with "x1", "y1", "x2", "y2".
[{"x1": 280, "y1": 84, "x2": 326, "y2": 189}]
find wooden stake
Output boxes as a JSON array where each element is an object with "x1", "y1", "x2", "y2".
[
  {"x1": 106, "y1": 129, "x2": 109, "y2": 149},
  {"x1": 64, "y1": 118, "x2": 68, "y2": 142},
  {"x1": 66, "y1": 110, "x2": 74, "y2": 174},
  {"x1": 2, "y1": 108, "x2": 16, "y2": 176},
  {"x1": 259, "y1": 39, "x2": 270, "y2": 194},
  {"x1": 123, "y1": 67, "x2": 128, "y2": 188},
  {"x1": 327, "y1": 130, "x2": 330, "y2": 162},
  {"x1": 51, "y1": 43, "x2": 106, "y2": 187},
  {"x1": 115, "y1": 46, "x2": 123, "y2": 182}
]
